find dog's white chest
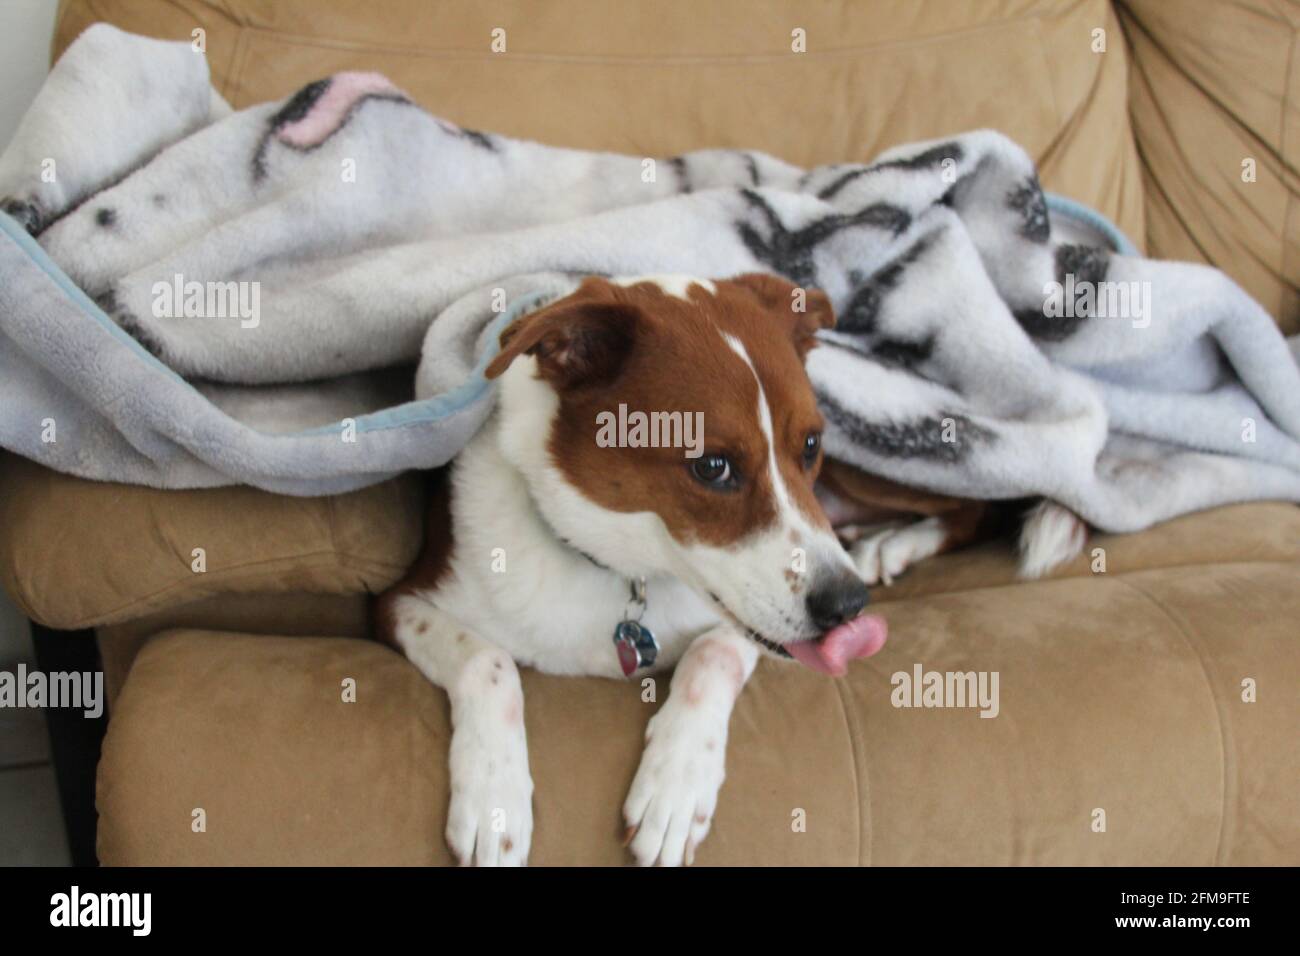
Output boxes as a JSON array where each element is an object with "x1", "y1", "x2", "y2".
[
  {"x1": 430, "y1": 556, "x2": 717, "y2": 678},
  {"x1": 420, "y1": 428, "x2": 721, "y2": 679}
]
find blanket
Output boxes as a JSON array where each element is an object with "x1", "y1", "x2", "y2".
[{"x1": 3, "y1": 24, "x2": 1300, "y2": 531}]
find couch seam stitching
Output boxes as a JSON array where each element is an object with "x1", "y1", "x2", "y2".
[
  {"x1": 1279, "y1": 26, "x2": 1297, "y2": 290},
  {"x1": 830, "y1": 675, "x2": 869, "y2": 866},
  {"x1": 47, "y1": 550, "x2": 405, "y2": 630},
  {"x1": 1114, "y1": 576, "x2": 1228, "y2": 866},
  {"x1": 222, "y1": 19, "x2": 250, "y2": 106}
]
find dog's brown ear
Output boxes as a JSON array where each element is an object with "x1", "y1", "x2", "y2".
[
  {"x1": 485, "y1": 284, "x2": 637, "y2": 388},
  {"x1": 729, "y1": 272, "x2": 835, "y2": 359}
]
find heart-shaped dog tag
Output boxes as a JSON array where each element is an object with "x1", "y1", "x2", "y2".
[
  {"x1": 613, "y1": 620, "x2": 657, "y2": 676},
  {"x1": 615, "y1": 635, "x2": 640, "y2": 676}
]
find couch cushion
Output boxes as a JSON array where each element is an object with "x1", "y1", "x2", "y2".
[
  {"x1": 96, "y1": 591, "x2": 371, "y2": 706},
  {"x1": 1119, "y1": 0, "x2": 1300, "y2": 331},
  {"x1": 869, "y1": 501, "x2": 1300, "y2": 604},
  {"x1": 53, "y1": 0, "x2": 1145, "y2": 241},
  {"x1": 96, "y1": 547, "x2": 1300, "y2": 864},
  {"x1": 0, "y1": 454, "x2": 423, "y2": 629}
]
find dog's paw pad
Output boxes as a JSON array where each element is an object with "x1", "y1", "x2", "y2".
[
  {"x1": 622, "y1": 710, "x2": 725, "y2": 867},
  {"x1": 852, "y1": 527, "x2": 896, "y2": 585},
  {"x1": 855, "y1": 519, "x2": 944, "y2": 586},
  {"x1": 877, "y1": 518, "x2": 945, "y2": 582},
  {"x1": 878, "y1": 536, "x2": 916, "y2": 583},
  {"x1": 446, "y1": 738, "x2": 533, "y2": 866}
]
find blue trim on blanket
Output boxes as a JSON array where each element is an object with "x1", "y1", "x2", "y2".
[
  {"x1": 0, "y1": 209, "x2": 540, "y2": 438},
  {"x1": 297, "y1": 295, "x2": 542, "y2": 436},
  {"x1": 1045, "y1": 193, "x2": 1138, "y2": 255}
]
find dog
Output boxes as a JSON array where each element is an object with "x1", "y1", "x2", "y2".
[
  {"x1": 817, "y1": 461, "x2": 1089, "y2": 584},
  {"x1": 377, "y1": 271, "x2": 1084, "y2": 866},
  {"x1": 377, "y1": 272, "x2": 895, "y2": 866}
]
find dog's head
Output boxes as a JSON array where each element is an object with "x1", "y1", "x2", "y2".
[{"x1": 485, "y1": 273, "x2": 885, "y2": 673}]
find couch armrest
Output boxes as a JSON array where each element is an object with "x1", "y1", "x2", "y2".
[{"x1": 0, "y1": 454, "x2": 424, "y2": 630}]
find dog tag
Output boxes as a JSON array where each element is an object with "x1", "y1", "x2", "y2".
[{"x1": 613, "y1": 620, "x2": 658, "y2": 676}]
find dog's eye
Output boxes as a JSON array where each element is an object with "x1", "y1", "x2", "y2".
[
  {"x1": 802, "y1": 432, "x2": 822, "y2": 467},
  {"x1": 691, "y1": 454, "x2": 735, "y2": 489}
]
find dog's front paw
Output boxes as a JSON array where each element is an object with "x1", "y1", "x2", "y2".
[
  {"x1": 445, "y1": 650, "x2": 533, "y2": 866},
  {"x1": 446, "y1": 723, "x2": 533, "y2": 866},
  {"x1": 853, "y1": 518, "x2": 943, "y2": 585},
  {"x1": 623, "y1": 705, "x2": 726, "y2": 866}
]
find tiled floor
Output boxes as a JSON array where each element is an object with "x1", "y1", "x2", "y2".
[
  {"x1": 0, "y1": 657, "x2": 72, "y2": 866},
  {"x1": 0, "y1": 765, "x2": 70, "y2": 865}
]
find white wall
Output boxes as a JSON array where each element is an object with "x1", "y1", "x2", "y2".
[
  {"x1": 0, "y1": 0, "x2": 60, "y2": 662},
  {"x1": 0, "y1": 0, "x2": 60, "y2": 150}
]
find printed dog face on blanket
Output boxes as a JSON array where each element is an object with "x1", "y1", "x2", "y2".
[{"x1": 484, "y1": 273, "x2": 871, "y2": 654}]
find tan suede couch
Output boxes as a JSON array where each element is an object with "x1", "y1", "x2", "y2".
[{"x1": 3, "y1": 0, "x2": 1297, "y2": 865}]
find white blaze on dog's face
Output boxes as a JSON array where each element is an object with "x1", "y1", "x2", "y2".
[{"x1": 486, "y1": 273, "x2": 876, "y2": 660}]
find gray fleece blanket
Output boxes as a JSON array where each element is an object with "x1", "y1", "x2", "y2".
[{"x1": 3, "y1": 25, "x2": 1300, "y2": 530}]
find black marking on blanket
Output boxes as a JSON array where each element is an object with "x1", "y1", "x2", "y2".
[
  {"x1": 816, "y1": 169, "x2": 869, "y2": 202},
  {"x1": 669, "y1": 156, "x2": 692, "y2": 194},
  {"x1": 839, "y1": 288, "x2": 883, "y2": 336},
  {"x1": 820, "y1": 335, "x2": 937, "y2": 376},
  {"x1": 874, "y1": 141, "x2": 965, "y2": 174},
  {"x1": 1013, "y1": 307, "x2": 1080, "y2": 342},
  {"x1": 1006, "y1": 174, "x2": 1049, "y2": 242},
  {"x1": 252, "y1": 77, "x2": 415, "y2": 181},
  {"x1": 818, "y1": 390, "x2": 994, "y2": 463},
  {"x1": 97, "y1": 290, "x2": 167, "y2": 360},
  {"x1": 268, "y1": 78, "x2": 330, "y2": 130},
  {"x1": 871, "y1": 334, "x2": 936, "y2": 369},
  {"x1": 9, "y1": 146, "x2": 162, "y2": 237},
  {"x1": 253, "y1": 78, "x2": 327, "y2": 180},
  {"x1": 95, "y1": 207, "x2": 116, "y2": 228},
  {"x1": 741, "y1": 152, "x2": 760, "y2": 186},
  {"x1": 836, "y1": 234, "x2": 936, "y2": 335},
  {"x1": 818, "y1": 335, "x2": 939, "y2": 374},
  {"x1": 462, "y1": 128, "x2": 497, "y2": 151},
  {"x1": 1057, "y1": 243, "x2": 1109, "y2": 288},
  {"x1": 1014, "y1": 243, "x2": 1111, "y2": 342},
  {"x1": 1, "y1": 197, "x2": 44, "y2": 235},
  {"x1": 737, "y1": 189, "x2": 911, "y2": 287},
  {"x1": 817, "y1": 142, "x2": 965, "y2": 202},
  {"x1": 438, "y1": 122, "x2": 498, "y2": 152}
]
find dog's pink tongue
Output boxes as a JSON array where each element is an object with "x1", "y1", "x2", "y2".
[{"x1": 785, "y1": 615, "x2": 888, "y2": 677}]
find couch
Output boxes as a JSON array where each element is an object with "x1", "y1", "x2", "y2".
[{"x1": 4, "y1": 0, "x2": 1297, "y2": 865}]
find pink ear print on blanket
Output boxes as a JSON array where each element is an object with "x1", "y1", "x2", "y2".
[
  {"x1": 273, "y1": 72, "x2": 406, "y2": 148},
  {"x1": 251, "y1": 72, "x2": 412, "y2": 180}
]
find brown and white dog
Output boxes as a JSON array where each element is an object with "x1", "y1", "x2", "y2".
[
  {"x1": 376, "y1": 273, "x2": 898, "y2": 866},
  {"x1": 817, "y1": 462, "x2": 1087, "y2": 585},
  {"x1": 376, "y1": 272, "x2": 1081, "y2": 866}
]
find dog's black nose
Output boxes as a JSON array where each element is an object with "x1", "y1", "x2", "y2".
[{"x1": 806, "y1": 575, "x2": 871, "y2": 632}]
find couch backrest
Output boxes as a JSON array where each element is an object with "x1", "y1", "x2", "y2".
[
  {"x1": 1119, "y1": 0, "x2": 1298, "y2": 331},
  {"x1": 51, "y1": 0, "x2": 1297, "y2": 331}
]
